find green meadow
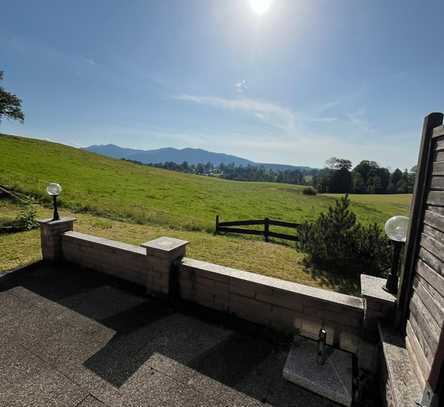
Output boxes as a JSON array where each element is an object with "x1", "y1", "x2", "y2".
[
  {"x1": 0, "y1": 133, "x2": 412, "y2": 294},
  {"x1": 0, "y1": 134, "x2": 411, "y2": 231}
]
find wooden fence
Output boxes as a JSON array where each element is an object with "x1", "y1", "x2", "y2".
[
  {"x1": 215, "y1": 215, "x2": 300, "y2": 242},
  {"x1": 397, "y1": 112, "x2": 444, "y2": 402}
]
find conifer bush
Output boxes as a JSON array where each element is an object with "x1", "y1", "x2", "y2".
[{"x1": 297, "y1": 195, "x2": 391, "y2": 276}]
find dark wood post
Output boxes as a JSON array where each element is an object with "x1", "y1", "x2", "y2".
[
  {"x1": 215, "y1": 215, "x2": 219, "y2": 235},
  {"x1": 264, "y1": 217, "x2": 269, "y2": 242},
  {"x1": 397, "y1": 112, "x2": 444, "y2": 331}
]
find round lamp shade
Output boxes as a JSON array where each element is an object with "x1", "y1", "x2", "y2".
[
  {"x1": 46, "y1": 183, "x2": 62, "y2": 196},
  {"x1": 384, "y1": 215, "x2": 409, "y2": 242}
]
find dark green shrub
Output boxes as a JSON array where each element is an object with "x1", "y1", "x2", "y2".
[
  {"x1": 17, "y1": 203, "x2": 38, "y2": 230},
  {"x1": 302, "y1": 186, "x2": 317, "y2": 196},
  {"x1": 0, "y1": 202, "x2": 38, "y2": 233},
  {"x1": 296, "y1": 195, "x2": 390, "y2": 276}
]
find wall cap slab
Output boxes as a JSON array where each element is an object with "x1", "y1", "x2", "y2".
[
  {"x1": 361, "y1": 274, "x2": 396, "y2": 304},
  {"x1": 142, "y1": 237, "x2": 189, "y2": 258},
  {"x1": 38, "y1": 217, "x2": 76, "y2": 225},
  {"x1": 63, "y1": 231, "x2": 145, "y2": 255},
  {"x1": 181, "y1": 257, "x2": 363, "y2": 311}
]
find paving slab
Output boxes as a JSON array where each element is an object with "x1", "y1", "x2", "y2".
[
  {"x1": 76, "y1": 395, "x2": 109, "y2": 407},
  {"x1": 82, "y1": 313, "x2": 233, "y2": 387},
  {"x1": 60, "y1": 286, "x2": 146, "y2": 321},
  {"x1": 121, "y1": 366, "x2": 211, "y2": 407},
  {"x1": 283, "y1": 336, "x2": 352, "y2": 406},
  {"x1": 0, "y1": 262, "x2": 347, "y2": 407},
  {"x1": 33, "y1": 322, "x2": 114, "y2": 366},
  {"x1": 3, "y1": 367, "x2": 87, "y2": 407},
  {"x1": 0, "y1": 290, "x2": 33, "y2": 317},
  {"x1": 59, "y1": 363, "x2": 125, "y2": 407},
  {"x1": 0, "y1": 341, "x2": 87, "y2": 407},
  {"x1": 0, "y1": 304, "x2": 68, "y2": 349}
]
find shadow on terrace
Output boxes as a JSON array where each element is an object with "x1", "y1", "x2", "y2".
[{"x1": 0, "y1": 261, "x2": 339, "y2": 407}]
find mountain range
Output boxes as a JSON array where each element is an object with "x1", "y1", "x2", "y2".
[{"x1": 84, "y1": 144, "x2": 315, "y2": 172}]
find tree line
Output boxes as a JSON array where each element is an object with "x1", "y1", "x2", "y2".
[
  {"x1": 312, "y1": 157, "x2": 415, "y2": 194},
  {"x1": 123, "y1": 156, "x2": 415, "y2": 194},
  {"x1": 124, "y1": 160, "x2": 312, "y2": 185}
]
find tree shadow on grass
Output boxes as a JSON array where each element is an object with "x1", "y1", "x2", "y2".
[{"x1": 301, "y1": 259, "x2": 361, "y2": 296}]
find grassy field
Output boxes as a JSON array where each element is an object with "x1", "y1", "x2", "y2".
[
  {"x1": 0, "y1": 134, "x2": 411, "y2": 232},
  {"x1": 0, "y1": 200, "x2": 358, "y2": 294},
  {"x1": 0, "y1": 134, "x2": 412, "y2": 294}
]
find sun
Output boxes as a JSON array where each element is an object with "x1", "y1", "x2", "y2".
[{"x1": 248, "y1": 0, "x2": 273, "y2": 16}]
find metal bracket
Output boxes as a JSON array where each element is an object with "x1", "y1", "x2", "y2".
[{"x1": 416, "y1": 384, "x2": 439, "y2": 407}]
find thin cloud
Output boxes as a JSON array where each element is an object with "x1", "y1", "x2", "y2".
[
  {"x1": 305, "y1": 116, "x2": 338, "y2": 123},
  {"x1": 314, "y1": 100, "x2": 341, "y2": 114},
  {"x1": 84, "y1": 58, "x2": 96, "y2": 66},
  {"x1": 346, "y1": 109, "x2": 373, "y2": 134},
  {"x1": 235, "y1": 80, "x2": 248, "y2": 94},
  {"x1": 173, "y1": 94, "x2": 295, "y2": 131}
]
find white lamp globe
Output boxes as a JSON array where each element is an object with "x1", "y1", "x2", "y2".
[
  {"x1": 46, "y1": 183, "x2": 62, "y2": 196},
  {"x1": 384, "y1": 216, "x2": 409, "y2": 242}
]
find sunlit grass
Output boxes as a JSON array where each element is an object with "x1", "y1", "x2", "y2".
[
  {"x1": 0, "y1": 134, "x2": 411, "y2": 233},
  {"x1": 0, "y1": 201, "x2": 358, "y2": 294},
  {"x1": 0, "y1": 134, "x2": 413, "y2": 295}
]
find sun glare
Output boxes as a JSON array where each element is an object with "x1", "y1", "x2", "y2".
[{"x1": 249, "y1": 0, "x2": 273, "y2": 16}]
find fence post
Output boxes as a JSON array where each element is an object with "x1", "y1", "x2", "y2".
[
  {"x1": 264, "y1": 217, "x2": 269, "y2": 242},
  {"x1": 215, "y1": 215, "x2": 219, "y2": 235}
]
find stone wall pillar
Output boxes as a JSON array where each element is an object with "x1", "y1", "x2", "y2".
[
  {"x1": 361, "y1": 274, "x2": 396, "y2": 337},
  {"x1": 141, "y1": 237, "x2": 188, "y2": 296},
  {"x1": 38, "y1": 217, "x2": 76, "y2": 262}
]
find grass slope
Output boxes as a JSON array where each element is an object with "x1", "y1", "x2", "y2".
[
  {"x1": 1, "y1": 200, "x2": 357, "y2": 293},
  {"x1": 0, "y1": 134, "x2": 411, "y2": 232}
]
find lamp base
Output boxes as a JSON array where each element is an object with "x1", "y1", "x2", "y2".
[
  {"x1": 383, "y1": 274, "x2": 398, "y2": 295},
  {"x1": 52, "y1": 195, "x2": 60, "y2": 221}
]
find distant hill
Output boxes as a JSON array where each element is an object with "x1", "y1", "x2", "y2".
[
  {"x1": 84, "y1": 144, "x2": 313, "y2": 172},
  {"x1": 85, "y1": 144, "x2": 254, "y2": 167}
]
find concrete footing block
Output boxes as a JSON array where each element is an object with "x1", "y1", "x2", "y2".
[{"x1": 283, "y1": 335, "x2": 353, "y2": 407}]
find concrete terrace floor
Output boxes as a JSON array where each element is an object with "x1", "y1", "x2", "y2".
[{"x1": 0, "y1": 262, "x2": 340, "y2": 407}]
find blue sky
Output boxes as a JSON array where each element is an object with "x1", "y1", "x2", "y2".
[{"x1": 1, "y1": 0, "x2": 443, "y2": 169}]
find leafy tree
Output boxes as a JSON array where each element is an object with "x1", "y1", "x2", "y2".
[
  {"x1": 375, "y1": 167, "x2": 390, "y2": 193},
  {"x1": 313, "y1": 168, "x2": 331, "y2": 193},
  {"x1": 330, "y1": 167, "x2": 352, "y2": 193},
  {"x1": 405, "y1": 169, "x2": 415, "y2": 192},
  {"x1": 322, "y1": 157, "x2": 353, "y2": 193},
  {"x1": 388, "y1": 168, "x2": 403, "y2": 193},
  {"x1": 180, "y1": 161, "x2": 190, "y2": 172},
  {"x1": 326, "y1": 157, "x2": 352, "y2": 171},
  {"x1": 195, "y1": 163, "x2": 205, "y2": 174},
  {"x1": 352, "y1": 172, "x2": 366, "y2": 193},
  {"x1": 391, "y1": 168, "x2": 403, "y2": 184},
  {"x1": 0, "y1": 71, "x2": 24, "y2": 123},
  {"x1": 397, "y1": 169, "x2": 415, "y2": 193},
  {"x1": 352, "y1": 160, "x2": 380, "y2": 193}
]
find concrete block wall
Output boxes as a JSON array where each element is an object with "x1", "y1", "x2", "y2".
[
  {"x1": 178, "y1": 257, "x2": 364, "y2": 354},
  {"x1": 62, "y1": 231, "x2": 148, "y2": 286},
  {"x1": 142, "y1": 237, "x2": 188, "y2": 296},
  {"x1": 38, "y1": 220, "x2": 368, "y2": 355},
  {"x1": 38, "y1": 217, "x2": 76, "y2": 261},
  {"x1": 360, "y1": 274, "x2": 396, "y2": 335}
]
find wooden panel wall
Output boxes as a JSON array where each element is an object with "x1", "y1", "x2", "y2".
[{"x1": 405, "y1": 118, "x2": 444, "y2": 393}]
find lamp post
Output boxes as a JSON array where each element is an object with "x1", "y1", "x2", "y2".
[
  {"x1": 46, "y1": 183, "x2": 62, "y2": 221},
  {"x1": 384, "y1": 215, "x2": 409, "y2": 294}
]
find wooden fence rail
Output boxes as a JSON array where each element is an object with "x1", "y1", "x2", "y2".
[{"x1": 215, "y1": 216, "x2": 300, "y2": 242}]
